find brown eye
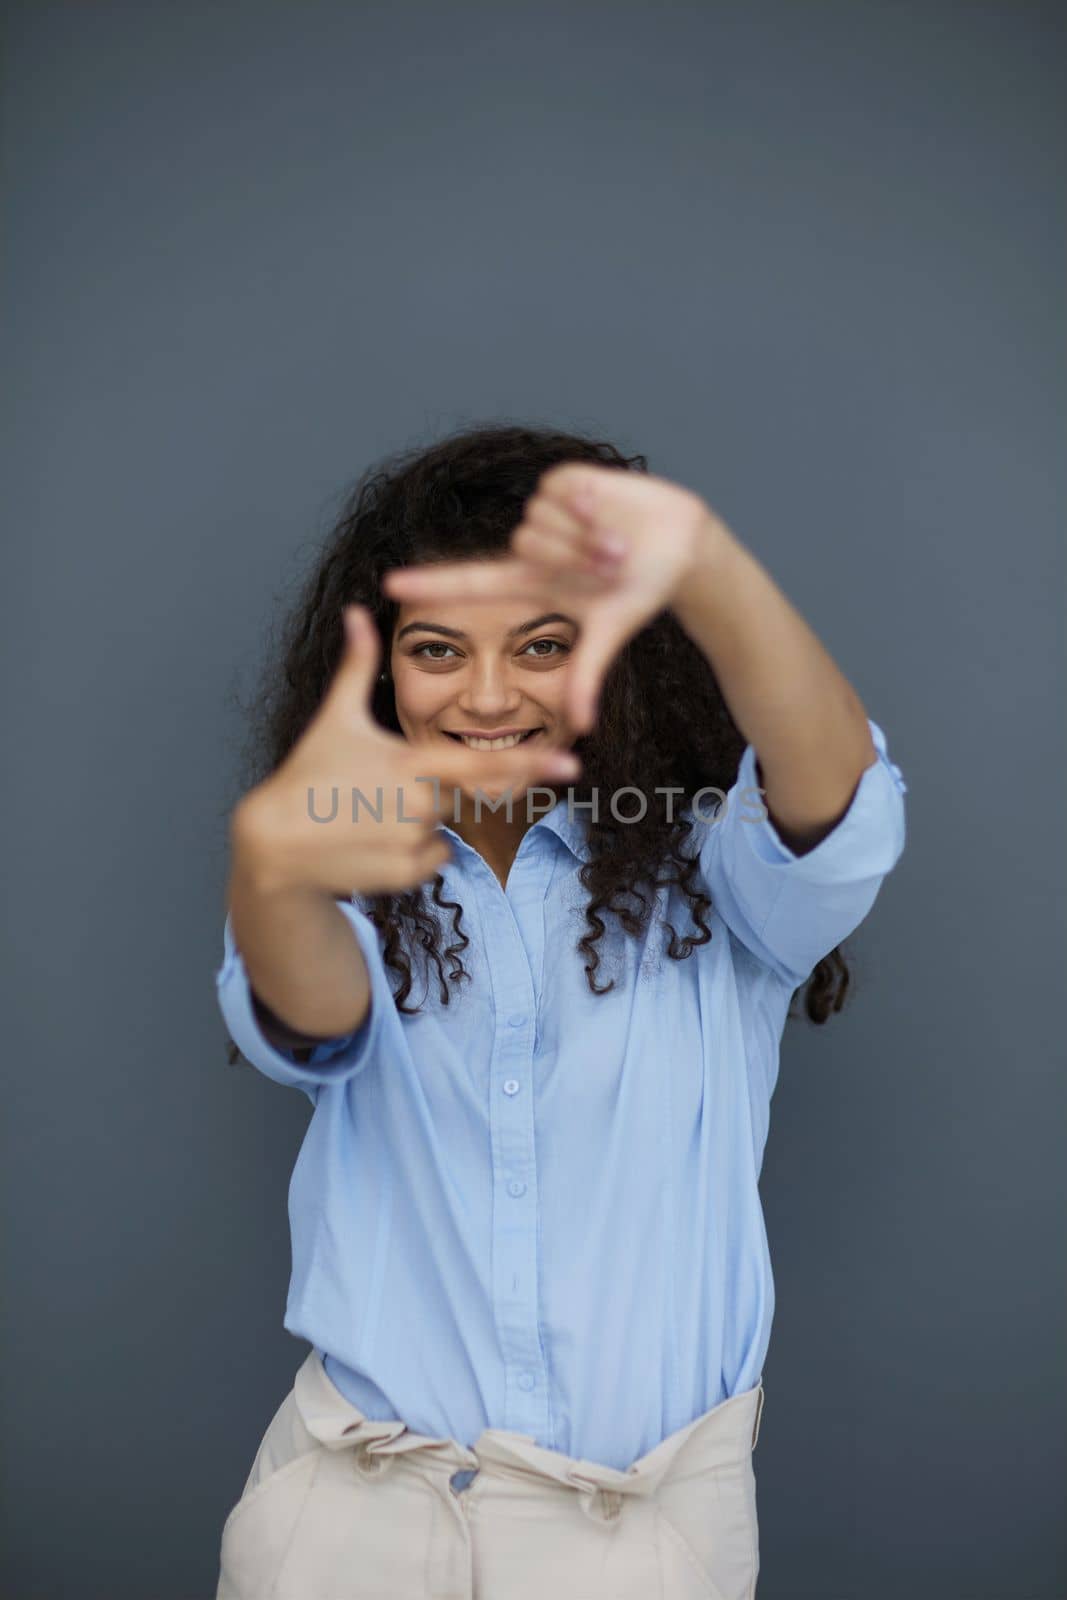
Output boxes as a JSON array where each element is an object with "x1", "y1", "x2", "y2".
[{"x1": 412, "y1": 642, "x2": 458, "y2": 660}]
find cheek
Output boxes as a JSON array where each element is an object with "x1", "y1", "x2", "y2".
[
  {"x1": 536, "y1": 676, "x2": 572, "y2": 717},
  {"x1": 391, "y1": 672, "x2": 451, "y2": 725},
  {"x1": 391, "y1": 668, "x2": 438, "y2": 707}
]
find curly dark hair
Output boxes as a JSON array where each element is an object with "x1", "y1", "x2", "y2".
[{"x1": 223, "y1": 419, "x2": 852, "y2": 1065}]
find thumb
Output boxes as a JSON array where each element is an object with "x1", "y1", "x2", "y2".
[{"x1": 328, "y1": 604, "x2": 381, "y2": 721}]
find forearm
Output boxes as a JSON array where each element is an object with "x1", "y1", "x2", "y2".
[
  {"x1": 671, "y1": 515, "x2": 876, "y2": 849},
  {"x1": 227, "y1": 809, "x2": 372, "y2": 1039}
]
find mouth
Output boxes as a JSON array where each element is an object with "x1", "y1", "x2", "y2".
[{"x1": 443, "y1": 728, "x2": 545, "y2": 750}]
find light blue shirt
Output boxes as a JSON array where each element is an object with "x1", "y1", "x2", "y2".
[{"x1": 216, "y1": 716, "x2": 907, "y2": 1471}]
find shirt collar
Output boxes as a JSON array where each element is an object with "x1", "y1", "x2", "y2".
[
  {"x1": 437, "y1": 796, "x2": 592, "y2": 865},
  {"x1": 530, "y1": 796, "x2": 593, "y2": 862}
]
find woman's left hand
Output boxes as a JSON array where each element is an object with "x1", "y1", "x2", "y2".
[{"x1": 381, "y1": 463, "x2": 730, "y2": 734}]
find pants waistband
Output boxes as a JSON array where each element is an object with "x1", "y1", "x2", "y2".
[{"x1": 293, "y1": 1350, "x2": 764, "y2": 1521}]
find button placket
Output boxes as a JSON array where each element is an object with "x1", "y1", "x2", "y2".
[{"x1": 483, "y1": 845, "x2": 551, "y2": 1440}]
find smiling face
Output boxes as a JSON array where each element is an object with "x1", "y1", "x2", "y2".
[{"x1": 388, "y1": 597, "x2": 580, "y2": 765}]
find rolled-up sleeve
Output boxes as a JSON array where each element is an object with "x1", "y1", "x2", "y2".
[
  {"x1": 695, "y1": 716, "x2": 908, "y2": 989},
  {"x1": 215, "y1": 898, "x2": 392, "y2": 1091}
]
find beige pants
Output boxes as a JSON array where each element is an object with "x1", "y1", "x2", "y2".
[{"x1": 216, "y1": 1349, "x2": 765, "y2": 1600}]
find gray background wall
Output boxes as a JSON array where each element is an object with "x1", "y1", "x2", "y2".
[{"x1": 3, "y1": 2, "x2": 1063, "y2": 1595}]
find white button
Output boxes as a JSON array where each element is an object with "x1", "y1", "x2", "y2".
[
  {"x1": 503, "y1": 1079, "x2": 520, "y2": 1095},
  {"x1": 517, "y1": 1372, "x2": 535, "y2": 1392},
  {"x1": 507, "y1": 1179, "x2": 526, "y2": 1198},
  {"x1": 507, "y1": 1013, "x2": 527, "y2": 1028}
]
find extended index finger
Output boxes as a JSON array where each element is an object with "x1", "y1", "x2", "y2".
[
  {"x1": 382, "y1": 557, "x2": 558, "y2": 604},
  {"x1": 407, "y1": 736, "x2": 580, "y2": 796}
]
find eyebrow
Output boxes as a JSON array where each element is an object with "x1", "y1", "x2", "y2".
[{"x1": 395, "y1": 612, "x2": 576, "y2": 642}]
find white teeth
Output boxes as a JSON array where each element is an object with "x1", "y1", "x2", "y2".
[{"x1": 457, "y1": 731, "x2": 536, "y2": 750}]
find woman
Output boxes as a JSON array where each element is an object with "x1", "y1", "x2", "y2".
[{"x1": 214, "y1": 422, "x2": 908, "y2": 1599}]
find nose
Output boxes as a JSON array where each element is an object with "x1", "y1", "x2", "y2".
[{"x1": 457, "y1": 658, "x2": 523, "y2": 718}]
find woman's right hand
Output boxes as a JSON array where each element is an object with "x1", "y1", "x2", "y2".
[{"x1": 231, "y1": 604, "x2": 581, "y2": 898}]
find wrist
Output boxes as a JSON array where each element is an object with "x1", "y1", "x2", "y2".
[
  {"x1": 230, "y1": 788, "x2": 303, "y2": 901},
  {"x1": 670, "y1": 508, "x2": 738, "y2": 616}
]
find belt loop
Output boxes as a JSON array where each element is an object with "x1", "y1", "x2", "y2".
[{"x1": 751, "y1": 1381, "x2": 765, "y2": 1452}]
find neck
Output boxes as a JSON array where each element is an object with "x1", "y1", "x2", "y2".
[{"x1": 447, "y1": 784, "x2": 559, "y2": 886}]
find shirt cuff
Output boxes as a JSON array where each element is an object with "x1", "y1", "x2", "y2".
[
  {"x1": 695, "y1": 715, "x2": 908, "y2": 987},
  {"x1": 215, "y1": 898, "x2": 389, "y2": 1091},
  {"x1": 736, "y1": 716, "x2": 908, "y2": 868}
]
